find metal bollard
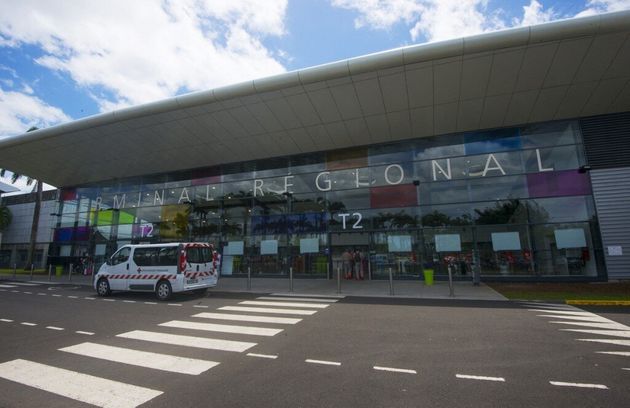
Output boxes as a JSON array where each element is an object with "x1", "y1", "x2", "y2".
[
  {"x1": 447, "y1": 264, "x2": 455, "y2": 297},
  {"x1": 388, "y1": 267, "x2": 394, "y2": 296},
  {"x1": 69, "y1": 263, "x2": 73, "y2": 281},
  {"x1": 289, "y1": 267, "x2": 293, "y2": 292},
  {"x1": 48, "y1": 265, "x2": 52, "y2": 281},
  {"x1": 247, "y1": 266, "x2": 251, "y2": 291},
  {"x1": 337, "y1": 266, "x2": 341, "y2": 294},
  {"x1": 30, "y1": 264, "x2": 34, "y2": 281}
]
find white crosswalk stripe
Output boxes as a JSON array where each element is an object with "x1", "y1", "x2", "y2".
[
  {"x1": 257, "y1": 296, "x2": 338, "y2": 303},
  {"x1": 117, "y1": 330, "x2": 257, "y2": 352},
  {"x1": 0, "y1": 359, "x2": 162, "y2": 408},
  {"x1": 60, "y1": 342, "x2": 219, "y2": 375},
  {"x1": 240, "y1": 300, "x2": 329, "y2": 309},
  {"x1": 528, "y1": 309, "x2": 595, "y2": 316},
  {"x1": 597, "y1": 351, "x2": 630, "y2": 356},
  {"x1": 578, "y1": 338, "x2": 630, "y2": 347},
  {"x1": 561, "y1": 329, "x2": 630, "y2": 338},
  {"x1": 270, "y1": 292, "x2": 344, "y2": 299},
  {"x1": 159, "y1": 320, "x2": 283, "y2": 337},
  {"x1": 193, "y1": 312, "x2": 302, "y2": 325},
  {"x1": 549, "y1": 321, "x2": 630, "y2": 330},
  {"x1": 536, "y1": 314, "x2": 612, "y2": 323},
  {"x1": 219, "y1": 306, "x2": 317, "y2": 315},
  {"x1": 0, "y1": 284, "x2": 16, "y2": 288}
]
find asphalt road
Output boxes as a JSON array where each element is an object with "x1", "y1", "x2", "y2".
[{"x1": 0, "y1": 280, "x2": 628, "y2": 408}]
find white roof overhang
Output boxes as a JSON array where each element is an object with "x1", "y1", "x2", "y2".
[{"x1": 1, "y1": 10, "x2": 629, "y2": 187}]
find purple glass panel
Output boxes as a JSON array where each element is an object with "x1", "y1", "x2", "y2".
[{"x1": 527, "y1": 170, "x2": 591, "y2": 198}]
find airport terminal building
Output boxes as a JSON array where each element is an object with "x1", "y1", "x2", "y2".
[{"x1": 1, "y1": 11, "x2": 629, "y2": 281}]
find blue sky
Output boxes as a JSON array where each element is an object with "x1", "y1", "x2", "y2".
[{"x1": 0, "y1": 0, "x2": 629, "y2": 190}]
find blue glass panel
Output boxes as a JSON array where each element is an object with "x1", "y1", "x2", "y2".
[{"x1": 464, "y1": 128, "x2": 521, "y2": 155}]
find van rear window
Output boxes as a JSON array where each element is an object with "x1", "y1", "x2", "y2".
[
  {"x1": 134, "y1": 247, "x2": 178, "y2": 266},
  {"x1": 186, "y1": 247, "x2": 213, "y2": 263}
]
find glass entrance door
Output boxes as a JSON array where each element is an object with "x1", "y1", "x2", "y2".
[{"x1": 330, "y1": 232, "x2": 370, "y2": 280}]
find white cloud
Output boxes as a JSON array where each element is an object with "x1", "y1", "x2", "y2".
[
  {"x1": 332, "y1": 0, "x2": 629, "y2": 43},
  {"x1": 0, "y1": 0, "x2": 288, "y2": 112},
  {"x1": 576, "y1": 0, "x2": 630, "y2": 17},
  {"x1": 0, "y1": 88, "x2": 70, "y2": 138},
  {"x1": 516, "y1": 0, "x2": 556, "y2": 26}
]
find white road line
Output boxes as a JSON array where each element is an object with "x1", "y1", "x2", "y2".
[
  {"x1": 11, "y1": 290, "x2": 19, "y2": 293},
  {"x1": 257, "y1": 296, "x2": 337, "y2": 303},
  {"x1": 597, "y1": 351, "x2": 630, "y2": 356},
  {"x1": 373, "y1": 366, "x2": 417, "y2": 374},
  {"x1": 52, "y1": 294, "x2": 62, "y2": 297},
  {"x1": 562, "y1": 329, "x2": 630, "y2": 338},
  {"x1": 76, "y1": 331, "x2": 94, "y2": 335},
  {"x1": 549, "y1": 381, "x2": 608, "y2": 389},
  {"x1": 306, "y1": 359, "x2": 341, "y2": 366},
  {"x1": 270, "y1": 293, "x2": 345, "y2": 299},
  {"x1": 0, "y1": 284, "x2": 16, "y2": 288},
  {"x1": 123, "y1": 300, "x2": 136, "y2": 303},
  {"x1": 578, "y1": 339, "x2": 630, "y2": 346},
  {"x1": 528, "y1": 309, "x2": 595, "y2": 316},
  {"x1": 219, "y1": 306, "x2": 317, "y2": 316},
  {"x1": 622, "y1": 368, "x2": 630, "y2": 371},
  {"x1": 0, "y1": 319, "x2": 13, "y2": 322},
  {"x1": 45, "y1": 326, "x2": 64, "y2": 331},
  {"x1": 0, "y1": 359, "x2": 162, "y2": 408},
  {"x1": 456, "y1": 374, "x2": 505, "y2": 382},
  {"x1": 21, "y1": 322, "x2": 37, "y2": 326},
  {"x1": 10, "y1": 282, "x2": 40, "y2": 286},
  {"x1": 537, "y1": 314, "x2": 611, "y2": 323},
  {"x1": 247, "y1": 353, "x2": 278, "y2": 359},
  {"x1": 102, "y1": 299, "x2": 116, "y2": 302},
  {"x1": 193, "y1": 305, "x2": 209, "y2": 308},
  {"x1": 240, "y1": 300, "x2": 328, "y2": 309},
  {"x1": 168, "y1": 303, "x2": 182, "y2": 307},
  {"x1": 117, "y1": 330, "x2": 257, "y2": 352},
  {"x1": 37, "y1": 293, "x2": 46, "y2": 296},
  {"x1": 159, "y1": 320, "x2": 283, "y2": 337},
  {"x1": 144, "y1": 302, "x2": 157, "y2": 305},
  {"x1": 193, "y1": 312, "x2": 302, "y2": 325},
  {"x1": 85, "y1": 297, "x2": 96, "y2": 300},
  {"x1": 67, "y1": 296, "x2": 78, "y2": 299},
  {"x1": 550, "y1": 321, "x2": 630, "y2": 330},
  {"x1": 23, "y1": 291, "x2": 32, "y2": 294},
  {"x1": 60, "y1": 342, "x2": 219, "y2": 375}
]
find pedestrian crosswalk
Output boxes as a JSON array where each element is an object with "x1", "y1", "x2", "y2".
[
  {"x1": 0, "y1": 293, "x2": 342, "y2": 407},
  {"x1": 521, "y1": 301, "x2": 630, "y2": 370}
]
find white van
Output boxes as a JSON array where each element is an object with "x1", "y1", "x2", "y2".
[{"x1": 94, "y1": 243, "x2": 218, "y2": 301}]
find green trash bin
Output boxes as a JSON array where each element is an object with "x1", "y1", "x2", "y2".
[
  {"x1": 423, "y1": 269, "x2": 434, "y2": 285},
  {"x1": 55, "y1": 265, "x2": 63, "y2": 277}
]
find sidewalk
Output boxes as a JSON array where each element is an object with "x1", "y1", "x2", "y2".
[{"x1": 0, "y1": 273, "x2": 507, "y2": 301}]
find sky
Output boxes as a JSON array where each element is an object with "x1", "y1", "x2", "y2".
[{"x1": 0, "y1": 0, "x2": 629, "y2": 192}]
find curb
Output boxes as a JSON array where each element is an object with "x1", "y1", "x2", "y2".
[{"x1": 566, "y1": 300, "x2": 630, "y2": 306}]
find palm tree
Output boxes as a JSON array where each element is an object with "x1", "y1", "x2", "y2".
[{"x1": 0, "y1": 126, "x2": 42, "y2": 269}]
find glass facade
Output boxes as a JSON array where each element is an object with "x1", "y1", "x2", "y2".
[{"x1": 50, "y1": 120, "x2": 605, "y2": 280}]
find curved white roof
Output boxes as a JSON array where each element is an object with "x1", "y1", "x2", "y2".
[{"x1": 1, "y1": 10, "x2": 629, "y2": 187}]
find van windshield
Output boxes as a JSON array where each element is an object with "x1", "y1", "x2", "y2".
[{"x1": 186, "y1": 247, "x2": 213, "y2": 263}]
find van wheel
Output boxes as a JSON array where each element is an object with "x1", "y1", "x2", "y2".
[
  {"x1": 96, "y1": 278, "x2": 111, "y2": 297},
  {"x1": 155, "y1": 280, "x2": 172, "y2": 301}
]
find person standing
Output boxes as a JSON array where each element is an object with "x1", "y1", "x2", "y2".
[{"x1": 342, "y1": 249, "x2": 352, "y2": 279}]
